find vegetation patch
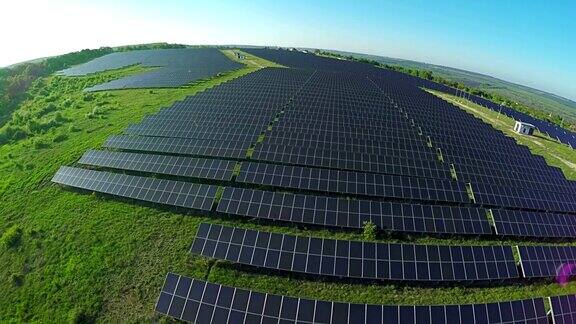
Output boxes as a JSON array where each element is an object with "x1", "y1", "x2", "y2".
[
  {"x1": 1, "y1": 225, "x2": 23, "y2": 249},
  {"x1": 362, "y1": 221, "x2": 377, "y2": 241}
]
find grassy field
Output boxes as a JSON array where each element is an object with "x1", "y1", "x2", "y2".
[
  {"x1": 426, "y1": 89, "x2": 576, "y2": 180},
  {"x1": 2, "y1": 51, "x2": 576, "y2": 322}
]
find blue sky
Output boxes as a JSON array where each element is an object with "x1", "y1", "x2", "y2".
[{"x1": 2, "y1": 0, "x2": 574, "y2": 100}]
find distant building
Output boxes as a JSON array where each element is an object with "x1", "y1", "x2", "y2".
[{"x1": 513, "y1": 121, "x2": 535, "y2": 135}]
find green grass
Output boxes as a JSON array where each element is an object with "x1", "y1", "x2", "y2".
[
  {"x1": 426, "y1": 89, "x2": 576, "y2": 180},
  {"x1": 222, "y1": 49, "x2": 285, "y2": 68},
  {"x1": 3, "y1": 51, "x2": 576, "y2": 322}
]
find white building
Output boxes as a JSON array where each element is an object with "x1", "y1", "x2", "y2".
[{"x1": 513, "y1": 121, "x2": 535, "y2": 135}]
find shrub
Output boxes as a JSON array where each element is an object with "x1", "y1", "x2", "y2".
[
  {"x1": 10, "y1": 128, "x2": 28, "y2": 141},
  {"x1": 54, "y1": 112, "x2": 67, "y2": 123},
  {"x1": 85, "y1": 106, "x2": 104, "y2": 119},
  {"x1": 1, "y1": 225, "x2": 23, "y2": 249},
  {"x1": 11, "y1": 273, "x2": 24, "y2": 287},
  {"x1": 33, "y1": 139, "x2": 50, "y2": 149},
  {"x1": 362, "y1": 221, "x2": 377, "y2": 241},
  {"x1": 45, "y1": 95, "x2": 58, "y2": 103},
  {"x1": 83, "y1": 93, "x2": 95, "y2": 102},
  {"x1": 62, "y1": 98, "x2": 73, "y2": 108},
  {"x1": 53, "y1": 133, "x2": 69, "y2": 143},
  {"x1": 35, "y1": 102, "x2": 57, "y2": 117},
  {"x1": 69, "y1": 125, "x2": 81, "y2": 132}
]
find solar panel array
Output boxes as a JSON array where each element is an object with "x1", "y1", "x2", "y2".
[
  {"x1": 191, "y1": 223, "x2": 518, "y2": 281},
  {"x1": 54, "y1": 49, "x2": 575, "y2": 239},
  {"x1": 156, "y1": 273, "x2": 548, "y2": 324},
  {"x1": 51, "y1": 48, "x2": 576, "y2": 322},
  {"x1": 440, "y1": 88, "x2": 576, "y2": 148},
  {"x1": 247, "y1": 48, "x2": 576, "y2": 148},
  {"x1": 59, "y1": 48, "x2": 243, "y2": 91}
]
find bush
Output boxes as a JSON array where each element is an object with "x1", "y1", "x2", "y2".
[
  {"x1": 53, "y1": 133, "x2": 69, "y2": 143},
  {"x1": 69, "y1": 125, "x2": 81, "y2": 132},
  {"x1": 45, "y1": 95, "x2": 58, "y2": 103},
  {"x1": 26, "y1": 117, "x2": 61, "y2": 134},
  {"x1": 8, "y1": 127, "x2": 28, "y2": 141},
  {"x1": 35, "y1": 102, "x2": 57, "y2": 117},
  {"x1": 54, "y1": 112, "x2": 67, "y2": 123},
  {"x1": 83, "y1": 93, "x2": 95, "y2": 102},
  {"x1": 33, "y1": 139, "x2": 50, "y2": 149},
  {"x1": 362, "y1": 221, "x2": 377, "y2": 241},
  {"x1": 62, "y1": 98, "x2": 73, "y2": 108},
  {"x1": 67, "y1": 307, "x2": 96, "y2": 324},
  {"x1": 1, "y1": 225, "x2": 23, "y2": 249},
  {"x1": 85, "y1": 106, "x2": 104, "y2": 119},
  {"x1": 11, "y1": 273, "x2": 24, "y2": 287}
]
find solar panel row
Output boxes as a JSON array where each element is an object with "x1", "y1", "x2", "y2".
[
  {"x1": 52, "y1": 166, "x2": 217, "y2": 210},
  {"x1": 237, "y1": 162, "x2": 469, "y2": 203},
  {"x1": 492, "y1": 209, "x2": 576, "y2": 238},
  {"x1": 473, "y1": 183, "x2": 576, "y2": 213},
  {"x1": 191, "y1": 223, "x2": 518, "y2": 281},
  {"x1": 255, "y1": 141, "x2": 436, "y2": 163},
  {"x1": 78, "y1": 150, "x2": 236, "y2": 181},
  {"x1": 156, "y1": 272, "x2": 548, "y2": 324},
  {"x1": 217, "y1": 187, "x2": 491, "y2": 235},
  {"x1": 104, "y1": 135, "x2": 252, "y2": 159},
  {"x1": 125, "y1": 126, "x2": 259, "y2": 142}
]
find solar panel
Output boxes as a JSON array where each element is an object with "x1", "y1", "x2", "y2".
[
  {"x1": 255, "y1": 141, "x2": 437, "y2": 165},
  {"x1": 191, "y1": 223, "x2": 518, "y2": 281},
  {"x1": 78, "y1": 150, "x2": 236, "y2": 181},
  {"x1": 58, "y1": 48, "x2": 243, "y2": 91},
  {"x1": 492, "y1": 209, "x2": 576, "y2": 238},
  {"x1": 518, "y1": 245, "x2": 576, "y2": 278},
  {"x1": 52, "y1": 166, "x2": 217, "y2": 210},
  {"x1": 252, "y1": 144, "x2": 448, "y2": 178},
  {"x1": 103, "y1": 135, "x2": 251, "y2": 159},
  {"x1": 262, "y1": 135, "x2": 433, "y2": 155},
  {"x1": 133, "y1": 119, "x2": 270, "y2": 131},
  {"x1": 237, "y1": 162, "x2": 469, "y2": 203},
  {"x1": 549, "y1": 294, "x2": 576, "y2": 324},
  {"x1": 457, "y1": 170, "x2": 576, "y2": 195},
  {"x1": 217, "y1": 187, "x2": 491, "y2": 235},
  {"x1": 124, "y1": 126, "x2": 259, "y2": 142},
  {"x1": 156, "y1": 272, "x2": 548, "y2": 323},
  {"x1": 473, "y1": 183, "x2": 576, "y2": 213}
]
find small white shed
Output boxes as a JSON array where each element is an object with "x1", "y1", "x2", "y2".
[{"x1": 513, "y1": 121, "x2": 535, "y2": 135}]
